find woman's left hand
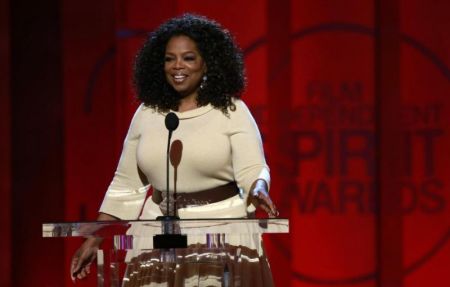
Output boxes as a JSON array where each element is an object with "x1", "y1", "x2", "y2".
[{"x1": 248, "y1": 179, "x2": 279, "y2": 217}]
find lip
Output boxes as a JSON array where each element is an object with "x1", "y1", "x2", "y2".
[{"x1": 172, "y1": 73, "x2": 188, "y2": 83}]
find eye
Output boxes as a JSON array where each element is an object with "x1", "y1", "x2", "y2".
[
  {"x1": 184, "y1": 55, "x2": 196, "y2": 61},
  {"x1": 164, "y1": 56, "x2": 174, "y2": 62}
]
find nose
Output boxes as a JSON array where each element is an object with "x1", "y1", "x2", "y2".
[{"x1": 174, "y1": 58, "x2": 184, "y2": 69}]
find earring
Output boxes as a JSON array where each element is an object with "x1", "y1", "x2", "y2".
[{"x1": 200, "y1": 75, "x2": 207, "y2": 90}]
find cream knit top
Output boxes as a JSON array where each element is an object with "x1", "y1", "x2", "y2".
[{"x1": 99, "y1": 99, "x2": 270, "y2": 219}]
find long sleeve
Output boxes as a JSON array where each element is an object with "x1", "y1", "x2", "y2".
[
  {"x1": 99, "y1": 104, "x2": 150, "y2": 219},
  {"x1": 229, "y1": 100, "x2": 270, "y2": 204}
]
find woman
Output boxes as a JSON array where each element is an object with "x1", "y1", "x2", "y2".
[{"x1": 71, "y1": 13, "x2": 278, "y2": 286}]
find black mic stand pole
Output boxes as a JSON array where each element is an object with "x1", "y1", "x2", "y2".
[{"x1": 154, "y1": 113, "x2": 187, "y2": 249}]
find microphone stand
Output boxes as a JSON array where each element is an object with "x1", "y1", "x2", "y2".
[
  {"x1": 166, "y1": 129, "x2": 175, "y2": 217},
  {"x1": 154, "y1": 113, "x2": 187, "y2": 249}
]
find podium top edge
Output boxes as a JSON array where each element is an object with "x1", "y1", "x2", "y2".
[{"x1": 43, "y1": 217, "x2": 289, "y2": 225}]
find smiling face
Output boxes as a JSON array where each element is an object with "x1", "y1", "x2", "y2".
[{"x1": 164, "y1": 35, "x2": 207, "y2": 101}]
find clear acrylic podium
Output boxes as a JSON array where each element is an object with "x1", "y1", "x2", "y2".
[{"x1": 43, "y1": 218, "x2": 289, "y2": 286}]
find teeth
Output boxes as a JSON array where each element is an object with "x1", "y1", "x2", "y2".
[{"x1": 173, "y1": 75, "x2": 187, "y2": 83}]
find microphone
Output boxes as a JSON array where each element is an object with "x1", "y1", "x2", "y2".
[{"x1": 165, "y1": 112, "x2": 179, "y2": 132}]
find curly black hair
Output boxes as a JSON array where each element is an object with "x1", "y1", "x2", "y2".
[{"x1": 133, "y1": 14, "x2": 246, "y2": 113}]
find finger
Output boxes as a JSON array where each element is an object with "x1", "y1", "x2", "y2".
[
  {"x1": 257, "y1": 194, "x2": 276, "y2": 213},
  {"x1": 80, "y1": 266, "x2": 90, "y2": 279},
  {"x1": 84, "y1": 264, "x2": 91, "y2": 275},
  {"x1": 269, "y1": 207, "x2": 279, "y2": 217},
  {"x1": 77, "y1": 268, "x2": 87, "y2": 280},
  {"x1": 82, "y1": 266, "x2": 89, "y2": 277},
  {"x1": 72, "y1": 264, "x2": 83, "y2": 280},
  {"x1": 263, "y1": 197, "x2": 278, "y2": 215},
  {"x1": 266, "y1": 207, "x2": 277, "y2": 217},
  {"x1": 269, "y1": 204, "x2": 278, "y2": 216},
  {"x1": 259, "y1": 198, "x2": 279, "y2": 217},
  {"x1": 255, "y1": 195, "x2": 271, "y2": 210},
  {"x1": 259, "y1": 203, "x2": 272, "y2": 214},
  {"x1": 71, "y1": 270, "x2": 78, "y2": 282},
  {"x1": 86, "y1": 263, "x2": 91, "y2": 274},
  {"x1": 71, "y1": 257, "x2": 80, "y2": 281}
]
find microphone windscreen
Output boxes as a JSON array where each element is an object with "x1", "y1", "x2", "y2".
[{"x1": 165, "y1": 112, "x2": 179, "y2": 131}]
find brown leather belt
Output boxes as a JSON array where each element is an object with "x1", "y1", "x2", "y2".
[{"x1": 152, "y1": 182, "x2": 240, "y2": 210}]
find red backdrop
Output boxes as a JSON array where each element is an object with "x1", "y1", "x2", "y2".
[{"x1": 1, "y1": 0, "x2": 449, "y2": 286}]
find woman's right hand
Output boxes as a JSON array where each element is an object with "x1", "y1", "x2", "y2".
[
  {"x1": 70, "y1": 212, "x2": 118, "y2": 282},
  {"x1": 70, "y1": 237, "x2": 101, "y2": 282}
]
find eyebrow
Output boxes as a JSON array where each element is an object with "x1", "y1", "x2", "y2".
[{"x1": 165, "y1": 50, "x2": 198, "y2": 55}]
